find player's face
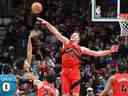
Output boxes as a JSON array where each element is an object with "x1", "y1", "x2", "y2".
[{"x1": 70, "y1": 32, "x2": 80, "y2": 43}]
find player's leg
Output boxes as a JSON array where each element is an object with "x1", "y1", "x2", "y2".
[
  {"x1": 62, "y1": 93, "x2": 71, "y2": 96},
  {"x1": 61, "y1": 70, "x2": 71, "y2": 96},
  {"x1": 70, "y1": 69, "x2": 80, "y2": 96},
  {"x1": 72, "y1": 85, "x2": 80, "y2": 96}
]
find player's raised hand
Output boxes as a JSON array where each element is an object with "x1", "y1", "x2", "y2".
[
  {"x1": 29, "y1": 30, "x2": 40, "y2": 38},
  {"x1": 110, "y1": 45, "x2": 119, "y2": 53},
  {"x1": 36, "y1": 17, "x2": 48, "y2": 25}
]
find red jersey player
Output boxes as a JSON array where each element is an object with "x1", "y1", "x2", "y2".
[
  {"x1": 36, "y1": 80, "x2": 56, "y2": 96},
  {"x1": 100, "y1": 64, "x2": 128, "y2": 96},
  {"x1": 37, "y1": 18, "x2": 119, "y2": 96}
]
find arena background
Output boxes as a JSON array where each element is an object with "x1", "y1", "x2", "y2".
[{"x1": 0, "y1": 0, "x2": 127, "y2": 96}]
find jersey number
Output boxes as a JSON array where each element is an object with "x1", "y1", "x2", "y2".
[
  {"x1": 121, "y1": 84, "x2": 128, "y2": 93},
  {"x1": 2, "y1": 82, "x2": 10, "y2": 92}
]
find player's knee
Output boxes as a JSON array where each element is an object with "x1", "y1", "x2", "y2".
[
  {"x1": 62, "y1": 93, "x2": 70, "y2": 96},
  {"x1": 72, "y1": 93, "x2": 79, "y2": 96}
]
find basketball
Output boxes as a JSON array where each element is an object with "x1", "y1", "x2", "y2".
[{"x1": 31, "y1": 2, "x2": 43, "y2": 14}]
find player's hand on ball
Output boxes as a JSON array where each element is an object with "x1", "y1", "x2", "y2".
[{"x1": 110, "y1": 45, "x2": 119, "y2": 53}]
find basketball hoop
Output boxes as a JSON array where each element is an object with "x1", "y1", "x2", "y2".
[
  {"x1": 118, "y1": 13, "x2": 128, "y2": 45},
  {"x1": 119, "y1": 13, "x2": 128, "y2": 37}
]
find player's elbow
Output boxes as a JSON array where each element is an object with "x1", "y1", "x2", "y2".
[
  {"x1": 93, "y1": 52, "x2": 101, "y2": 57},
  {"x1": 94, "y1": 51, "x2": 107, "y2": 57},
  {"x1": 83, "y1": 52, "x2": 100, "y2": 57}
]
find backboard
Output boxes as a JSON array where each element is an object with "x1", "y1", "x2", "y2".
[{"x1": 91, "y1": 0, "x2": 128, "y2": 22}]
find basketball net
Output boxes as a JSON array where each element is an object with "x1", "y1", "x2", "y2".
[{"x1": 118, "y1": 13, "x2": 128, "y2": 45}]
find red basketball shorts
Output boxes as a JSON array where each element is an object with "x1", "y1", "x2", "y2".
[{"x1": 61, "y1": 67, "x2": 80, "y2": 94}]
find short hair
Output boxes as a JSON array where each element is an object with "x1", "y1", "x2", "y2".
[{"x1": 118, "y1": 64, "x2": 127, "y2": 73}]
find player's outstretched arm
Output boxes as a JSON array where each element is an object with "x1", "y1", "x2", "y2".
[
  {"x1": 24, "y1": 31, "x2": 39, "y2": 71},
  {"x1": 37, "y1": 17, "x2": 69, "y2": 44},
  {"x1": 99, "y1": 76, "x2": 114, "y2": 96},
  {"x1": 80, "y1": 44, "x2": 119, "y2": 57},
  {"x1": 24, "y1": 32, "x2": 33, "y2": 71},
  {"x1": 26, "y1": 32, "x2": 33, "y2": 64}
]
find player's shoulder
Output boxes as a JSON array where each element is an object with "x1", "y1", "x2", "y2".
[
  {"x1": 108, "y1": 75, "x2": 115, "y2": 82},
  {"x1": 111, "y1": 73, "x2": 122, "y2": 81},
  {"x1": 62, "y1": 40, "x2": 72, "y2": 48}
]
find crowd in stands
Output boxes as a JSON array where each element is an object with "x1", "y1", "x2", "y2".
[{"x1": 0, "y1": 0, "x2": 128, "y2": 95}]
